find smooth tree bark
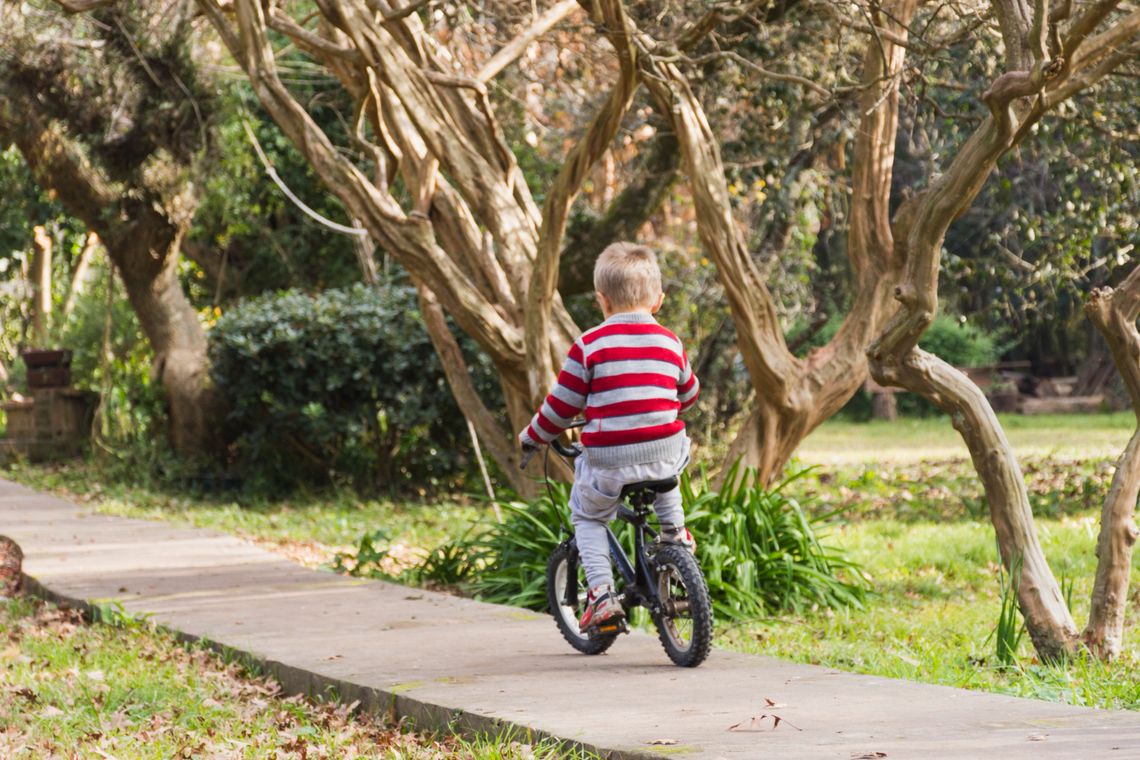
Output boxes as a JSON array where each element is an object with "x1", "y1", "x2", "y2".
[
  {"x1": 0, "y1": 2, "x2": 220, "y2": 456},
  {"x1": 865, "y1": 1, "x2": 1140, "y2": 660},
  {"x1": 1082, "y1": 265, "x2": 1140, "y2": 658},
  {"x1": 30, "y1": 225, "x2": 53, "y2": 346}
]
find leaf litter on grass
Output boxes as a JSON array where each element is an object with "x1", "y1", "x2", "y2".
[{"x1": 0, "y1": 596, "x2": 506, "y2": 759}]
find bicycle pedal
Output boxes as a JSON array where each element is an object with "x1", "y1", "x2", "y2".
[{"x1": 589, "y1": 618, "x2": 630, "y2": 636}]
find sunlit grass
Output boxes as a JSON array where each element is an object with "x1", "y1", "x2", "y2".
[
  {"x1": 6, "y1": 411, "x2": 1140, "y2": 712},
  {"x1": 796, "y1": 412, "x2": 1134, "y2": 465},
  {"x1": 723, "y1": 516, "x2": 1140, "y2": 710},
  {"x1": 4, "y1": 459, "x2": 483, "y2": 567}
]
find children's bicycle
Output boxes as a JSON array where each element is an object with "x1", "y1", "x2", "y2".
[{"x1": 522, "y1": 423, "x2": 713, "y2": 668}]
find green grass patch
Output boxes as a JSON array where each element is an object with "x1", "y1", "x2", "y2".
[
  {"x1": 6, "y1": 411, "x2": 1140, "y2": 713},
  {"x1": 796, "y1": 412, "x2": 1134, "y2": 465},
  {"x1": 723, "y1": 515, "x2": 1140, "y2": 710},
  {"x1": 3, "y1": 459, "x2": 482, "y2": 567}
]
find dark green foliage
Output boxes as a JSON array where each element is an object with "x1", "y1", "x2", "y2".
[
  {"x1": 208, "y1": 284, "x2": 485, "y2": 493},
  {"x1": 345, "y1": 465, "x2": 868, "y2": 619},
  {"x1": 186, "y1": 83, "x2": 363, "y2": 304}
]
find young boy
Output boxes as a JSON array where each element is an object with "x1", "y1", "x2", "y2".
[{"x1": 519, "y1": 242, "x2": 699, "y2": 632}]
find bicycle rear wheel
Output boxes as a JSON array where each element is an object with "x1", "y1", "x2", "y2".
[
  {"x1": 651, "y1": 545, "x2": 713, "y2": 667},
  {"x1": 546, "y1": 541, "x2": 618, "y2": 655}
]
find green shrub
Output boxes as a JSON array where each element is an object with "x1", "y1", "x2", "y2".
[
  {"x1": 919, "y1": 314, "x2": 1004, "y2": 368},
  {"x1": 346, "y1": 464, "x2": 868, "y2": 619},
  {"x1": 209, "y1": 284, "x2": 492, "y2": 493}
]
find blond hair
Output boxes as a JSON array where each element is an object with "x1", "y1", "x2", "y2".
[{"x1": 593, "y1": 242, "x2": 662, "y2": 311}]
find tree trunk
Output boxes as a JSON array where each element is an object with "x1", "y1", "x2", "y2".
[
  {"x1": 865, "y1": 5, "x2": 1140, "y2": 661},
  {"x1": 0, "y1": 535, "x2": 21, "y2": 597},
  {"x1": 1081, "y1": 266, "x2": 1140, "y2": 658},
  {"x1": 1, "y1": 2, "x2": 221, "y2": 460},
  {"x1": 108, "y1": 223, "x2": 218, "y2": 457},
  {"x1": 873, "y1": 347, "x2": 1082, "y2": 660},
  {"x1": 62, "y1": 231, "x2": 99, "y2": 319},
  {"x1": 30, "y1": 225, "x2": 53, "y2": 346},
  {"x1": 636, "y1": 0, "x2": 915, "y2": 485}
]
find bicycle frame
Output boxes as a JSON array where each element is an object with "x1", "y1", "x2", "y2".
[
  {"x1": 607, "y1": 505, "x2": 664, "y2": 615},
  {"x1": 539, "y1": 422, "x2": 668, "y2": 622},
  {"x1": 559, "y1": 502, "x2": 665, "y2": 623}
]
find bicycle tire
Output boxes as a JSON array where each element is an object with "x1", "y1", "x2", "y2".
[
  {"x1": 651, "y1": 545, "x2": 713, "y2": 667},
  {"x1": 546, "y1": 542, "x2": 618, "y2": 655}
]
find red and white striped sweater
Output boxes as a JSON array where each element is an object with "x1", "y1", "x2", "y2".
[{"x1": 521, "y1": 312, "x2": 699, "y2": 468}]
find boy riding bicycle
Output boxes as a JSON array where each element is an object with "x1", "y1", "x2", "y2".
[{"x1": 519, "y1": 242, "x2": 699, "y2": 632}]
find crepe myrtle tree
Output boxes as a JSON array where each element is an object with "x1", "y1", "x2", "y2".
[
  {"x1": 627, "y1": 0, "x2": 919, "y2": 486},
  {"x1": 610, "y1": 0, "x2": 1139, "y2": 662},
  {"x1": 853, "y1": 0, "x2": 1140, "y2": 662},
  {"x1": 190, "y1": 0, "x2": 823, "y2": 492}
]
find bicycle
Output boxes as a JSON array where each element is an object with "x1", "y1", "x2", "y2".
[{"x1": 521, "y1": 422, "x2": 713, "y2": 668}]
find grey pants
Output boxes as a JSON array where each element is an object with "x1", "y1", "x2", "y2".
[{"x1": 569, "y1": 437, "x2": 691, "y2": 590}]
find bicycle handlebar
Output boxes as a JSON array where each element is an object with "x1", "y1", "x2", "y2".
[
  {"x1": 550, "y1": 438, "x2": 582, "y2": 459},
  {"x1": 553, "y1": 418, "x2": 585, "y2": 459},
  {"x1": 518, "y1": 419, "x2": 586, "y2": 470}
]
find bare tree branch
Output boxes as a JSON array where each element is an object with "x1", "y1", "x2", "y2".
[
  {"x1": 525, "y1": 0, "x2": 641, "y2": 398},
  {"x1": 477, "y1": 0, "x2": 580, "y2": 82},
  {"x1": 685, "y1": 50, "x2": 830, "y2": 97}
]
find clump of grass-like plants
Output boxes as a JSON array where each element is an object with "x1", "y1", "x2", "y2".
[
  {"x1": 340, "y1": 464, "x2": 868, "y2": 620},
  {"x1": 681, "y1": 463, "x2": 870, "y2": 619},
  {"x1": 987, "y1": 549, "x2": 1026, "y2": 668}
]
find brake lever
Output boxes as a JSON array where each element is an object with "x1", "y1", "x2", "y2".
[{"x1": 520, "y1": 446, "x2": 538, "y2": 470}]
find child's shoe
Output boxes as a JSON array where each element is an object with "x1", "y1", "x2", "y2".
[
  {"x1": 578, "y1": 585, "x2": 623, "y2": 631},
  {"x1": 657, "y1": 526, "x2": 697, "y2": 554}
]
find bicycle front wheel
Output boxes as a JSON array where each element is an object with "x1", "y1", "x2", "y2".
[
  {"x1": 546, "y1": 541, "x2": 618, "y2": 655},
  {"x1": 651, "y1": 545, "x2": 713, "y2": 667}
]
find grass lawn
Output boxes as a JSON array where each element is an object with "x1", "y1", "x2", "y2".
[
  {"x1": 723, "y1": 516, "x2": 1140, "y2": 709},
  {"x1": 5, "y1": 411, "x2": 1140, "y2": 711},
  {"x1": 794, "y1": 412, "x2": 1135, "y2": 465},
  {"x1": 0, "y1": 596, "x2": 581, "y2": 758}
]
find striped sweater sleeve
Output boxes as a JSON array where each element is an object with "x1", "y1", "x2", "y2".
[
  {"x1": 677, "y1": 349, "x2": 700, "y2": 412},
  {"x1": 519, "y1": 339, "x2": 591, "y2": 447}
]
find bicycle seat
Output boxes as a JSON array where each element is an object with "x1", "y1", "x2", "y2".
[{"x1": 620, "y1": 476, "x2": 678, "y2": 499}]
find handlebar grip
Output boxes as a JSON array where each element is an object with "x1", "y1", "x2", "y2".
[{"x1": 550, "y1": 438, "x2": 582, "y2": 459}]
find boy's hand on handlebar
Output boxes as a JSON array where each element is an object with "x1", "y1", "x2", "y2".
[{"x1": 519, "y1": 441, "x2": 539, "y2": 470}]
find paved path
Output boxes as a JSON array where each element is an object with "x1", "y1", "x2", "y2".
[{"x1": 3, "y1": 477, "x2": 1139, "y2": 759}]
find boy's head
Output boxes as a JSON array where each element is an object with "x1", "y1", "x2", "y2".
[{"x1": 593, "y1": 242, "x2": 664, "y2": 315}]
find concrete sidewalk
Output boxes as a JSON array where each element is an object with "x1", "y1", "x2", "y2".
[{"x1": 2, "y1": 477, "x2": 1138, "y2": 759}]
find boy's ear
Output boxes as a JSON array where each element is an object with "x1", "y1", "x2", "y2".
[
  {"x1": 650, "y1": 291, "x2": 665, "y2": 314},
  {"x1": 596, "y1": 291, "x2": 611, "y2": 314}
]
